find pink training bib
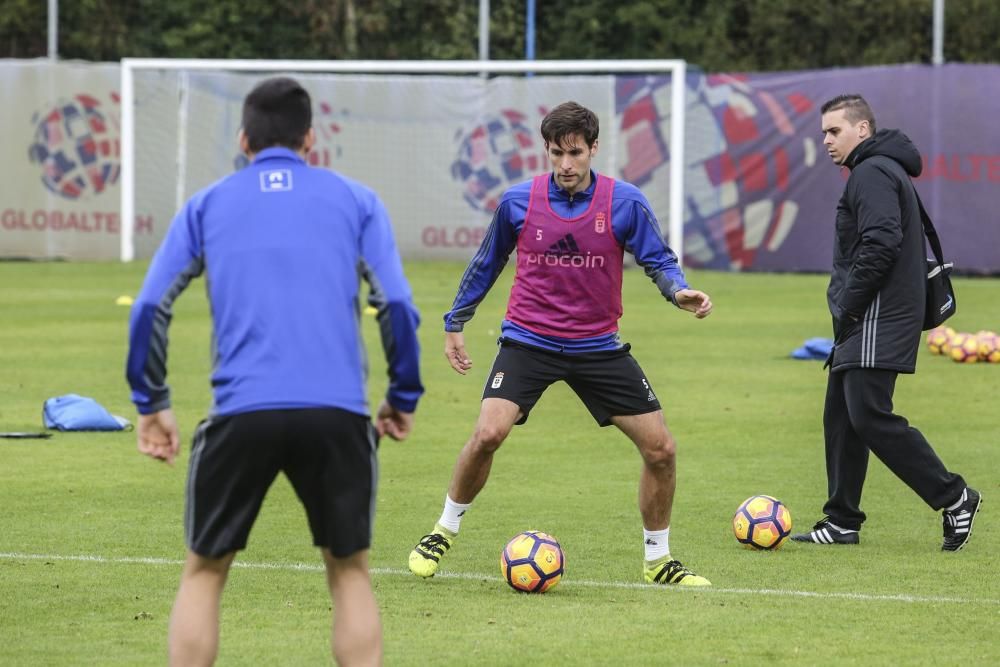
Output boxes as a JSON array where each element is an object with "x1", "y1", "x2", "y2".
[{"x1": 506, "y1": 173, "x2": 623, "y2": 338}]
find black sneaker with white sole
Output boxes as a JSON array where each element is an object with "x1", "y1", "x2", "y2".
[
  {"x1": 942, "y1": 487, "x2": 982, "y2": 552},
  {"x1": 790, "y1": 518, "x2": 860, "y2": 545}
]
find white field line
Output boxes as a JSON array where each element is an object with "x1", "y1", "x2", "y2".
[{"x1": 2, "y1": 551, "x2": 998, "y2": 606}]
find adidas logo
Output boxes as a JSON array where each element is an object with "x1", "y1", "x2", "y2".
[
  {"x1": 944, "y1": 511, "x2": 970, "y2": 532},
  {"x1": 940, "y1": 294, "x2": 954, "y2": 314},
  {"x1": 547, "y1": 233, "x2": 580, "y2": 255},
  {"x1": 644, "y1": 539, "x2": 657, "y2": 546}
]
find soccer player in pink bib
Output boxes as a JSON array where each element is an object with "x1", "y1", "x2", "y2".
[{"x1": 409, "y1": 101, "x2": 714, "y2": 586}]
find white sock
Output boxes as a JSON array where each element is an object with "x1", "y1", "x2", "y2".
[
  {"x1": 643, "y1": 527, "x2": 670, "y2": 562},
  {"x1": 437, "y1": 495, "x2": 471, "y2": 534},
  {"x1": 944, "y1": 488, "x2": 967, "y2": 512}
]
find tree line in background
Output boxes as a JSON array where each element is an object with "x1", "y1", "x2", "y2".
[{"x1": 2, "y1": 0, "x2": 998, "y2": 71}]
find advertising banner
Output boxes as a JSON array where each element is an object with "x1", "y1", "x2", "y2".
[
  {"x1": 0, "y1": 60, "x2": 158, "y2": 259},
  {"x1": 2, "y1": 61, "x2": 998, "y2": 273}
]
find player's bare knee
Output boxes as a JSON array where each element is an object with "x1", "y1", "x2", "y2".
[
  {"x1": 470, "y1": 423, "x2": 510, "y2": 451},
  {"x1": 641, "y1": 437, "x2": 676, "y2": 469}
]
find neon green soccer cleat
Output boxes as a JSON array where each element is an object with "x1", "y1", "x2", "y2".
[
  {"x1": 408, "y1": 524, "x2": 456, "y2": 578},
  {"x1": 643, "y1": 556, "x2": 712, "y2": 586}
]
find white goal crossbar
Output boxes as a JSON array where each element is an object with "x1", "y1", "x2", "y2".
[{"x1": 120, "y1": 58, "x2": 686, "y2": 263}]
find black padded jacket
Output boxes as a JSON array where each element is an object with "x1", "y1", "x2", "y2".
[{"x1": 827, "y1": 129, "x2": 926, "y2": 373}]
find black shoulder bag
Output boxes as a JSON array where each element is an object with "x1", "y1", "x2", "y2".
[{"x1": 915, "y1": 192, "x2": 957, "y2": 330}]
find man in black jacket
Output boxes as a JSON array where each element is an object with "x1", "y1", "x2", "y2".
[{"x1": 791, "y1": 94, "x2": 981, "y2": 551}]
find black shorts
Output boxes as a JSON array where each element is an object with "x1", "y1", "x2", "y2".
[
  {"x1": 185, "y1": 408, "x2": 378, "y2": 558},
  {"x1": 482, "y1": 339, "x2": 662, "y2": 426}
]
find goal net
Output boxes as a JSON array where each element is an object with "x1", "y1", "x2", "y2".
[{"x1": 120, "y1": 59, "x2": 687, "y2": 263}]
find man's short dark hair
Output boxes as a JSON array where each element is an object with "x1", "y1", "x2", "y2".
[
  {"x1": 540, "y1": 101, "x2": 600, "y2": 148},
  {"x1": 241, "y1": 77, "x2": 312, "y2": 153},
  {"x1": 821, "y1": 94, "x2": 877, "y2": 134}
]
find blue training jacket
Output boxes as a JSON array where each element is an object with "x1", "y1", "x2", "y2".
[
  {"x1": 126, "y1": 147, "x2": 423, "y2": 418},
  {"x1": 444, "y1": 171, "x2": 689, "y2": 353}
]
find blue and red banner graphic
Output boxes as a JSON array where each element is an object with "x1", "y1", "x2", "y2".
[{"x1": 616, "y1": 64, "x2": 1000, "y2": 274}]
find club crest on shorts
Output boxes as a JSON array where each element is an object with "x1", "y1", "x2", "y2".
[
  {"x1": 491, "y1": 372, "x2": 505, "y2": 389},
  {"x1": 595, "y1": 212, "x2": 606, "y2": 233}
]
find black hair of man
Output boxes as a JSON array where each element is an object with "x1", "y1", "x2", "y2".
[
  {"x1": 820, "y1": 94, "x2": 877, "y2": 134},
  {"x1": 241, "y1": 77, "x2": 313, "y2": 153},
  {"x1": 540, "y1": 101, "x2": 600, "y2": 149}
]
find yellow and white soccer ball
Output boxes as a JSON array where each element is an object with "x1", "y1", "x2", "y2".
[
  {"x1": 500, "y1": 530, "x2": 564, "y2": 593},
  {"x1": 732, "y1": 495, "x2": 792, "y2": 550},
  {"x1": 926, "y1": 326, "x2": 951, "y2": 355},
  {"x1": 976, "y1": 331, "x2": 1000, "y2": 363},
  {"x1": 949, "y1": 333, "x2": 980, "y2": 363},
  {"x1": 939, "y1": 326, "x2": 958, "y2": 355}
]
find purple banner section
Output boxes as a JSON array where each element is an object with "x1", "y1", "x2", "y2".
[{"x1": 616, "y1": 64, "x2": 1000, "y2": 274}]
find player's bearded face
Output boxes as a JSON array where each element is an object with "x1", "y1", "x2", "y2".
[{"x1": 546, "y1": 133, "x2": 597, "y2": 195}]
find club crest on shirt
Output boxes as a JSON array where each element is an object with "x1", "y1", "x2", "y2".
[
  {"x1": 491, "y1": 372, "x2": 504, "y2": 389},
  {"x1": 595, "y1": 212, "x2": 606, "y2": 233},
  {"x1": 260, "y1": 169, "x2": 293, "y2": 192}
]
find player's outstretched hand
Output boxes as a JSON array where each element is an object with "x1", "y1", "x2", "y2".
[
  {"x1": 445, "y1": 331, "x2": 473, "y2": 375},
  {"x1": 375, "y1": 400, "x2": 414, "y2": 441},
  {"x1": 675, "y1": 289, "x2": 713, "y2": 319},
  {"x1": 137, "y1": 409, "x2": 180, "y2": 466}
]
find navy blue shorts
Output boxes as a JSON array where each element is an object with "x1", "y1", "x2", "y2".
[
  {"x1": 185, "y1": 408, "x2": 377, "y2": 558},
  {"x1": 481, "y1": 340, "x2": 662, "y2": 426}
]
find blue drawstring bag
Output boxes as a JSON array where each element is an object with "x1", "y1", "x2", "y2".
[
  {"x1": 42, "y1": 394, "x2": 132, "y2": 431},
  {"x1": 791, "y1": 337, "x2": 834, "y2": 361}
]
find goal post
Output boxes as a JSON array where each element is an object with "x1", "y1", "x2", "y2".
[{"x1": 119, "y1": 58, "x2": 686, "y2": 264}]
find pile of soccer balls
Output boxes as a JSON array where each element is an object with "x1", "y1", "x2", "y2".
[{"x1": 926, "y1": 326, "x2": 1000, "y2": 363}]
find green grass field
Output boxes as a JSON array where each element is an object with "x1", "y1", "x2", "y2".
[{"x1": 1, "y1": 260, "x2": 997, "y2": 665}]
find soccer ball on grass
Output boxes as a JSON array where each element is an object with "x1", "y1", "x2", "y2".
[
  {"x1": 976, "y1": 331, "x2": 1000, "y2": 363},
  {"x1": 733, "y1": 495, "x2": 792, "y2": 550},
  {"x1": 925, "y1": 326, "x2": 951, "y2": 355},
  {"x1": 948, "y1": 333, "x2": 979, "y2": 363},
  {"x1": 500, "y1": 530, "x2": 564, "y2": 593}
]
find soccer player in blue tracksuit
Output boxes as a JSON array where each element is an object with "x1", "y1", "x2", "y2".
[{"x1": 126, "y1": 77, "x2": 422, "y2": 666}]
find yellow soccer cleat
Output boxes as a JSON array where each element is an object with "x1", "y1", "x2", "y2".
[
  {"x1": 408, "y1": 524, "x2": 456, "y2": 578},
  {"x1": 643, "y1": 556, "x2": 711, "y2": 586}
]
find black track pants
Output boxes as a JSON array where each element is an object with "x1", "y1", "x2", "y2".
[{"x1": 821, "y1": 367, "x2": 965, "y2": 530}]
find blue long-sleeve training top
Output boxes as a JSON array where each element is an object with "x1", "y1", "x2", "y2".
[
  {"x1": 126, "y1": 147, "x2": 423, "y2": 417},
  {"x1": 444, "y1": 171, "x2": 689, "y2": 353}
]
